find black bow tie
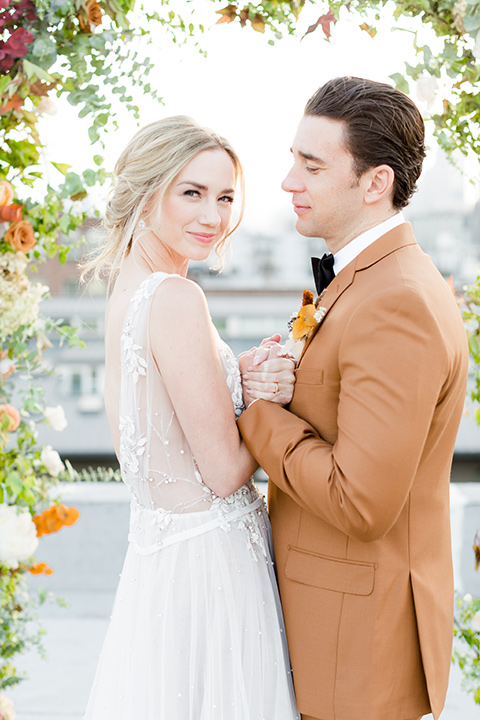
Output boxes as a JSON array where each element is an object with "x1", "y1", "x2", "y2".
[{"x1": 311, "y1": 253, "x2": 335, "y2": 296}]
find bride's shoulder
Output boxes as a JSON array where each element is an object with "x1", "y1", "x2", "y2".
[{"x1": 150, "y1": 274, "x2": 209, "y2": 322}]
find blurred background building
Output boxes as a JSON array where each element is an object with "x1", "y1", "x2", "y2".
[{"x1": 35, "y1": 150, "x2": 480, "y2": 480}]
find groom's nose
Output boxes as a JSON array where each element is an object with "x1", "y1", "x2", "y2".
[{"x1": 281, "y1": 167, "x2": 305, "y2": 194}]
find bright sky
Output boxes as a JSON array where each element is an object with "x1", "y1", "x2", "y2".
[{"x1": 38, "y1": 1, "x2": 479, "y2": 231}]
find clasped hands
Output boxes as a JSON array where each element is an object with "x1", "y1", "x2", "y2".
[{"x1": 238, "y1": 334, "x2": 296, "y2": 409}]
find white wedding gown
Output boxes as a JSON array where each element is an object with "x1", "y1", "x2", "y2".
[{"x1": 84, "y1": 272, "x2": 300, "y2": 720}]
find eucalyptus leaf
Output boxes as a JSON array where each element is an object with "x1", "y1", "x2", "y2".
[
  {"x1": 22, "y1": 60, "x2": 57, "y2": 83},
  {"x1": 51, "y1": 162, "x2": 71, "y2": 176}
]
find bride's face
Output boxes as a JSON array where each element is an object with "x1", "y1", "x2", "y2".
[{"x1": 151, "y1": 148, "x2": 236, "y2": 263}]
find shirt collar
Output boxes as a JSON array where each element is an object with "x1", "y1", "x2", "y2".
[{"x1": 333, "y1": 212, "x2": 405, "y2": 276}]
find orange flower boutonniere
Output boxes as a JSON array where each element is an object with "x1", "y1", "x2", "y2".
[{"x1": 284, "y1": 290, "x2": 327, "y2": 358}]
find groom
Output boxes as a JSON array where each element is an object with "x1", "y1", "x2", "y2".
[{"x1": 238, "y1": 77, "x2": 468, "y2": 720}]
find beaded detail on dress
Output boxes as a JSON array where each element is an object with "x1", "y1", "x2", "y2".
[{"x1": 119, "y1": 272, "x2": 265, "y2": 556}]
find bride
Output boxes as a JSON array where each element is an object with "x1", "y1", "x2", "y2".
[{"x1": 82, "y1": 116, "x2": 300, "y2": 719}]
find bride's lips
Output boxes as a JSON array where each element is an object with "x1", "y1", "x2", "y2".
[{"x1": 187, "y1": 231, "x2": 217, "y2": 244}]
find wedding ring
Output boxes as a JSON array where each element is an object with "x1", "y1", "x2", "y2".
[{"x1": 273, "y1": 382, "x2": 279, "y2": 395}]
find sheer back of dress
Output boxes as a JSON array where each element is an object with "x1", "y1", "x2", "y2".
[{"x1": 119, "y1": 272, "x2": 242, "y2": 514}]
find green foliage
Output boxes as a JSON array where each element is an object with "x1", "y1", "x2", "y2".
[
  {"x1": 453, "y1": 591, "x2": 480, "y2": 703},
  {"x1": 463, "y1": 275, "x2": 480, "y2": 425},
  {"x1": 0, "y1": 0, "x2": 165, "y2": 696},
  {"x1": 0, "y1": 570, "x2": 57, "y2": 689},
  {"x1": 215, "y1": 0, "x2": 480, "y2": 160},
  {"x1": 67, "y1": 463, "x2": 122, "y2": 482}
]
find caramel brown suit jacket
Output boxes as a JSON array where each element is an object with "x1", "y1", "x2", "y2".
[{"x1": 238, "y1": 224, "x2": 469, "y2": 720}]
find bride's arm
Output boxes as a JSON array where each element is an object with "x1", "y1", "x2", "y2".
[{"x1": 149, "y1": 275, "x2": 258, "y2": 498}]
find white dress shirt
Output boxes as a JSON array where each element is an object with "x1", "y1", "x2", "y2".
[{"x1": 333, "y1": 212, "x2": 405, "y2": 276}]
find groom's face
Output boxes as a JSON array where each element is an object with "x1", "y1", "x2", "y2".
[{"x1": 282, "y1": 115, "x2": 367, "y2": 250}]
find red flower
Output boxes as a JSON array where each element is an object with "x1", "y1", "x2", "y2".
[
  {"x1": 5, "y1": 27, "x2": 34, "y2": 57},
  {"x1": 0, "y1": 46, "x2": 14, "y2": 72}
]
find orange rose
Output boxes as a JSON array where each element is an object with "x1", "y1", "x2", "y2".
[
  {"x1": 30, "y1": 562, "x2": 54, "y2": 576},
  {"x1": 78, "y1": 0, "x2": 102, "y2": 30},
  {"x1": 0, "y1": 204, "x2": 22, "y2": 223},
  {"x1": 86, "y1": 0, "x2": 102, "y2": 26},
  {"x1": 0, "y1": 180, "x2": 13, "y2": 206},
  {"x1": 0, "y1": 403, "x2": 21, "y2": 431},
  {"x1": 4, "y1": 220, "x2": 36, "y2": 252},
  {"x1": 34, "y1": 504, "x2": 80, "y2": 537}
]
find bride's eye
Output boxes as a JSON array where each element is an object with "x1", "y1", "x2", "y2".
[
  {"x1": 184, "y1": 189, "x2": 200, "y2": 197},
  {"x1": 219, "y1": 195, "x2": 234, "y2": 204}
]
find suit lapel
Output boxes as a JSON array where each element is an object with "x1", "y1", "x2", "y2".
[
  {"x1": 297, "y1": 260, "x2": 355, "y2": 365},
  {"x1": 297, "y1": 223, "x2": 418, "y2": 366}
]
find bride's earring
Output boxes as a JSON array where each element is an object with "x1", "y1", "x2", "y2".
[{"x1": 139, "y1": 219, "x2": 146, "y2": 229}]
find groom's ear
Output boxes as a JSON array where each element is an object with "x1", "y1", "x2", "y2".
[{"x1": 363, "y1": 164, "x2": 395, "y2": 205}]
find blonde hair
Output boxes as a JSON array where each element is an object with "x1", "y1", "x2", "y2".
[{"x1": 81, "y1": 115, "x2": 244, "y2": 285}]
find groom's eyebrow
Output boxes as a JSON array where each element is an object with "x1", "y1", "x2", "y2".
[
  {"x1": 299, "y1": 150, "x2": 323, "y2": 163},
  {"x1": 290, "y1": 147, "x2": 324, "y2": 163}
]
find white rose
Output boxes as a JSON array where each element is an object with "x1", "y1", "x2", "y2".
[
  {"x1": 472, "y1": 610, "x2": 480, "y2": 632},
  {"x1": 0, "y1": 505, "x2": 38, "y2": 570},
  {"x1": 36, "y1": 96, "x2": 57, "y2": 115},
  {"x1": 0, "y1": 356, "x2": 15, "y2": 379},
  {"x1": 463, "y1": 593, "x2": 473, "y2": 603},
  {"x1": 0, "y1": 693, "x2": 16, "y2": 720},
  {"x1": 44, "y1": 405, "x2": 68, "y2": 431},
  {"x1": 416, "y1": 75, "x2": 438, "y2": 109},
  {"x1": 452, "y1": 0, "x2": 467, "y2": 33},
  {"x1": 41, "y1": 445, "x2": 64, "y2": 477}
]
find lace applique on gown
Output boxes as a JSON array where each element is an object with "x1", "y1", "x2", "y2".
[{"x1": 84, "y1": 272, "x2": 300, "y2": 720}]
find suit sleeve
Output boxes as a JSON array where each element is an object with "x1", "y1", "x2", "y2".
[{"x1": 238, "y1": 286, "x2": 449, "y2": 543}]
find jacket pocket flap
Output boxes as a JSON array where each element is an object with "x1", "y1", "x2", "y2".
[
  {"x1": 285, "y1": 545, "x2": 375, "y2": 596},
  {"x1": 295, "y1": 368, "x2": 324, "y2": 385}
]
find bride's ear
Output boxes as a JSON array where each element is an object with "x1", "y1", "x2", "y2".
[
  {"x1": 363, "y1": 165, "x2": 395, "y2": 205},
  {"x1": 143, "y1": 187, "x2": 164, "y2": 228}
]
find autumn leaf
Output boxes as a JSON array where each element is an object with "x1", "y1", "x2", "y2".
[
  {"x1": 302, "y1": 11, "x2": 337, "y2": 40},
  {"x1": 0, "y1": 93, "x2": 23, "y2": 115},
  {"x1": 251, "y1": 14, "x2": 266, "y2": 33},
  {"x1": 359, "y1": 22, "x2": 376, "y2": 38},
  {"x1": 215, "y1": 4, "x2": 237, "y2": 23}
]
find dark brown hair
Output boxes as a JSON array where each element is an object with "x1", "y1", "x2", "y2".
[{"x1": 305, "y1": 77, "x2": 426, "y2": 209}]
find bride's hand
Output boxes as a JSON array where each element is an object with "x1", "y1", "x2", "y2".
[{"x1": 240, "y1": 342, "x2": 296, "y2": 406}]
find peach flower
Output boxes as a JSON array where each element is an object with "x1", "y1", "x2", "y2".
[
  {"x1": 0, "y1": 204, "x2": 22, "y2": 223},
  {"x1": 0, "y1": 180, "x2": 13, "y2": 206},
  {"x1": 78, "y1": 0, "x2": 102, "y2": 30},
  {"x1": 0, "y1": 403, "x2": 20, "y2": 431},
  {"x1": 4, "y1": 220, "x2": 36, "y2": 253},
  {"x1": 86, "y1": 0, "x2": 102, "y2": 26}
]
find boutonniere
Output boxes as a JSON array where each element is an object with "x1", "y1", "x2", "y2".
[{"x1": 283, "y1": 290, "x2": 327, "y2": 359}]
